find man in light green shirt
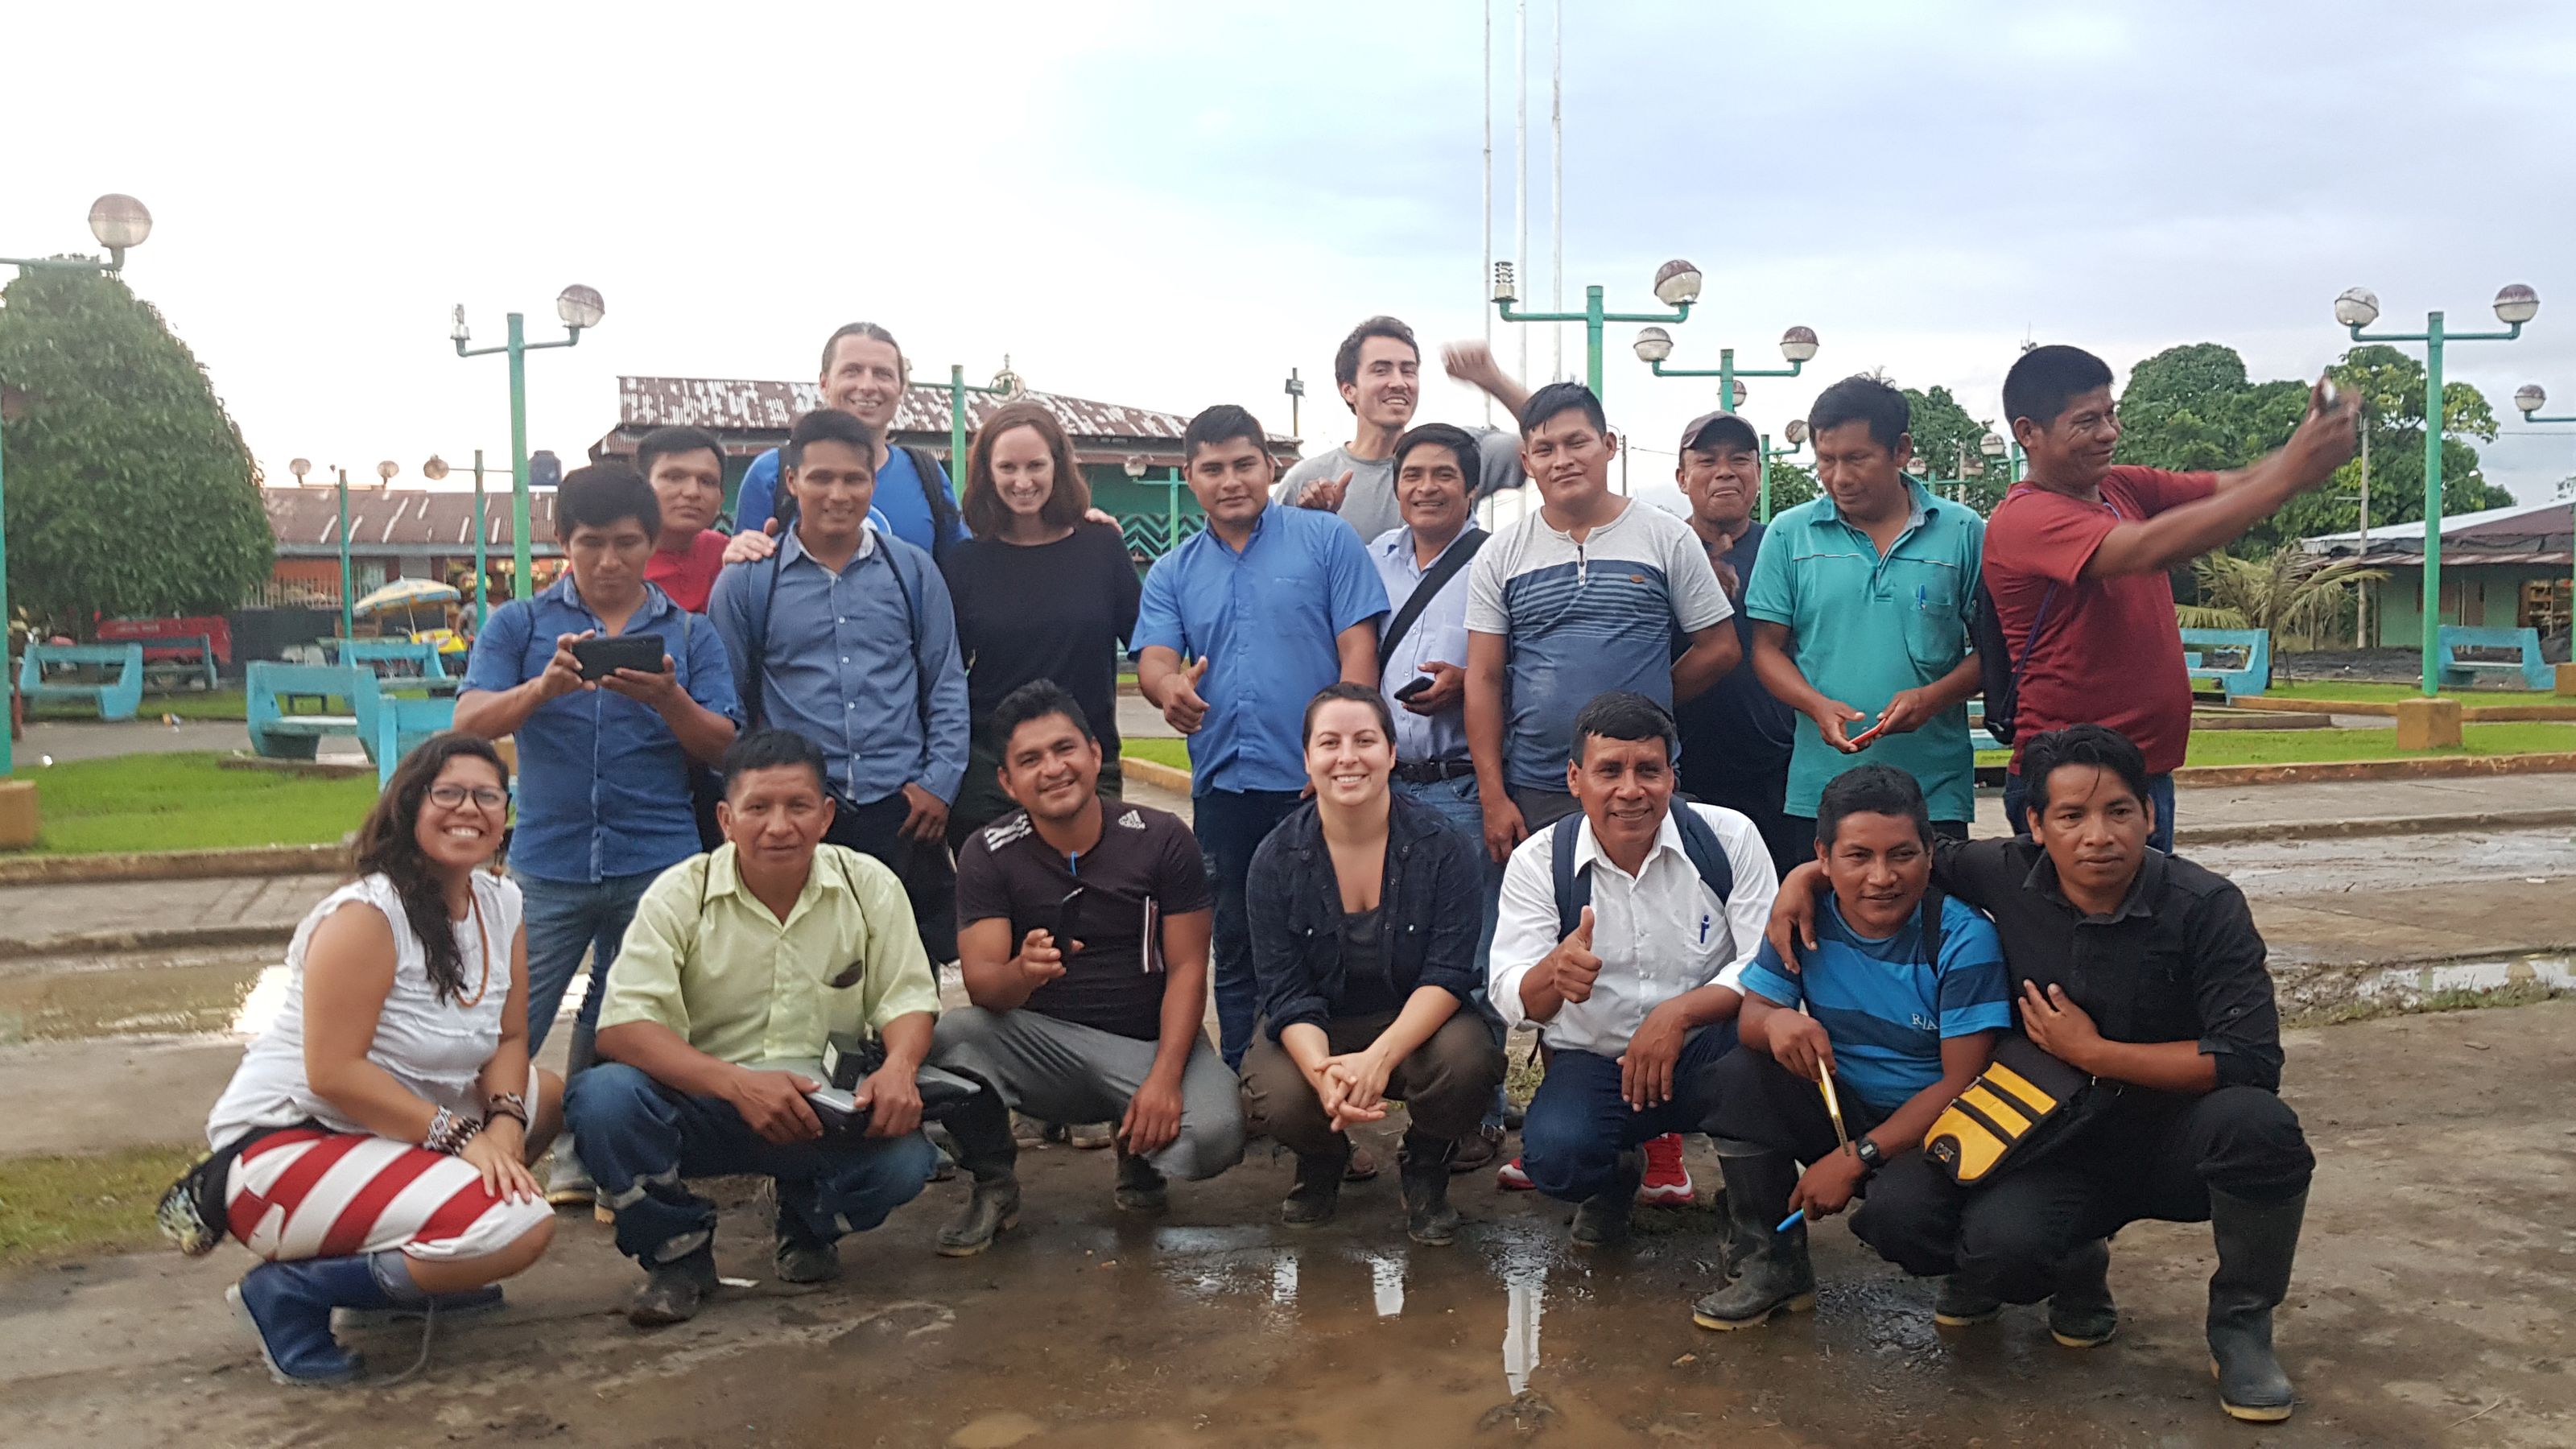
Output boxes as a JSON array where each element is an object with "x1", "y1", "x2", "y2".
[{"x1": 569, "y1": 729, "x2": 943, "y2": 1327}]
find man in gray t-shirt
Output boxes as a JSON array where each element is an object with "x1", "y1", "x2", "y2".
[{"x1": 1276, "y1": 320, "x2": 1533, "y2": 540}]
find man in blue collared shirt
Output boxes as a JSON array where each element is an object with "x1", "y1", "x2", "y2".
[
  {"x1": 457, "y1": 463, "x2": 741, "y2": 1199},
  {"x1": 1370, "y1": 423, "x2": 1499, "y2": 897},
  {"x1": 1134, "y1": 404, "x2": 1389, "y2": 1067},
  {"x1": 1744, "y1": 376, "x2": 1984, "y2": 836},
  {"x1": 708, "y1": 410, "x2": 971, "y2": 954}
]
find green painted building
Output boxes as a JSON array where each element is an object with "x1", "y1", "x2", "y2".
[
  {"x1": 2306, "y1": 499, "x2": 2574, "y2": 647},
  {"x1": 592, "y1": 376, "x2": 1303, "y2": 566}
]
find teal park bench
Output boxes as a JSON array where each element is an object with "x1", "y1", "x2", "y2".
[
  {"x1": 365, "y1": 694, "x2": 458, "y2": 786},
  {"x1": 332, "y1": 638, "x2": 456, "y2": 690},
  {"x1": 246, "y1": 663, "x2": 377, "y2": 762},
  {"x1": 17, "y1": 642, "x2": 146, "y2": 721},
  {"x1": 2438, "y1": 625, "x2": 2552, "y2": 691},
  {"x1": 2179, "y1": 628, "x2": 2271, "y2": 701}
]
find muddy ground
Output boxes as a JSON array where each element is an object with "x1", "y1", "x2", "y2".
[{"x1": 5, "y1": 997, "x2": 2572, "y2": 1448}]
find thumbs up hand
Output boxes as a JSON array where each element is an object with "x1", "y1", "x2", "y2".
[
  {"x1": 1553, "y1": 905, "x2": 1604, "y2": 1005},
  {"x1": 1160, "y1": 654, "x2": 1212, "y2": 734}
]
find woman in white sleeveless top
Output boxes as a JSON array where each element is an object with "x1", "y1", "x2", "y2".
[{"x1": 204, "y1": 733, "x2": 560, "y2": 1386}]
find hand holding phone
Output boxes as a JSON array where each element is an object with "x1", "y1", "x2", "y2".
[
  {"x1": 570, "y1": 634, "x2": 667, "y2": 682},
  {"x1": 1393, "y1": 675, "x2": 1434, "y2": 704}
]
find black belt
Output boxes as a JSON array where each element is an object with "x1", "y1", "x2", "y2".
[{"x1": 1393, "y1": 758, "x2": 1476, "y2": 785}]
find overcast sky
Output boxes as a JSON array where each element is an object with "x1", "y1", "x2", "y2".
[{"x1": 8, "y1": 0, "x2": 2576, "y2": 519}]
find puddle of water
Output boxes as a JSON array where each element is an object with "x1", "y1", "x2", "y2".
[
  {"x1": 1501, "y1": 1263, "x2": 1544, "y2": 1396},
  {"x1": 1368, "y1": 1252, "x2": 1405, "y2": 1318},
  {"x1": 0, "y1": 956, "x2": 268, "y2": 1043},
  {"x1": 2354, "y1": 952, "x2": 2576, "y2": 1002}
]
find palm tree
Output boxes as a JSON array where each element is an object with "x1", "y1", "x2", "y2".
[{"x1": 2178, "y1": 547, "x2": 2388, "y2": 680}]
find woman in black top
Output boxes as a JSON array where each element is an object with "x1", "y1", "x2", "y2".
[
  {"x1": 1241, "y1": 683, "x2": 1505, "y2": 1245},
  {"x1": 942, "y1": 402, "x2": 1143, "y2": 848}
]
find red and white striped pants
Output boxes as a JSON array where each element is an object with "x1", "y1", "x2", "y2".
[{"x1": 224, "y1": 1127, "x2": 552, "y2": 1263}]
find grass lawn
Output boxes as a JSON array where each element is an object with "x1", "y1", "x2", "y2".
[
  {"x1": 6, "y1": 751, "x2": 375, "y2": 856},
  {"x1": 27, "y1": 687, "x2": 246, "y2": 723},
  {"x1": 0, "y1": 1143, "x2": 201, "y2": 1266},
  {"x1": 2182, "y1": 722, "x2": 2576, "y2": 768},
  {"x1": 1122, "y1": 737, "x2": 1191, "y2": 771},
  {"x1": 2259, "y1": 680, "x2": 2556, "y2": 704}
]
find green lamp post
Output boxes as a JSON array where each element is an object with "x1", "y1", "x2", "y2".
[
  {"x1": 1633, "y1": 321, "x2": 1819, "y2": 427},
  {"x1": 451, "y1": 285, "x2": 605, "y2": 602},
  {"x1": 2512, "y1": 383, "x2": 2576, "y2": 654},
  {"x1": 1758, "y1": 419, "x2": 1807, "y2": 523},
  {"x1": 1492, "y1": 258, "x2": 1701, "y2": 399},
  {"x1": 1, "y1": 194, "x2": 152, "y2": 780},
  {"x1": 422, "y1": 451, "x2": 494, "y2": 627},
  {"x1": 2336, "y1": 283, "x2": 2540, "y2": 696},
  {"x1": 1978, "y1": 430, "x2": 2024, "y2": 489},
  {"x1": 947, "y1": 359, "x2": 1025, "y2": 489}
]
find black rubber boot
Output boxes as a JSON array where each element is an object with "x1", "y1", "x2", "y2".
[
  {"x1": 1933, "y1": 1276, "x2": 2003, "y2": 1327},
  {"x1": 1690, "y1": 1151, "x2": 1814, "y2": 1330},
  {"x1": 2048, "y1": 1237, "x2": 2118, "y2": 1347},
  {"x1": 1569, "y1": 1150, "x2": 1643, "y2": 1247},
  {"x1": 1399, "y1": 1132, "x2": 1462, "y2": 1246},
  {"x1": 1113, "y1": 1150, "x2": 1168, "y2": 1213},
  {"x1": 2208, "y1": 1188, "x2": 2306, "y2": 1422},
  {"x1": 774, "y1": 1197, "x2": 841, "y2": 1284},
  {"x1": 627, "y1": 1245, "x2": 718, "y2": 1327},
  {"x1": 935, "y1": 1091, "x2": 1022, "y2": 1257},
  {"x1": 1282, "y1": 1144, "x2": 1348, "y2": 1227}
]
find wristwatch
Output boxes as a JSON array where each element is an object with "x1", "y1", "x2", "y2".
[{"x1": 1852, "y1": 1137, "x2": 1885, "y2": 1174}]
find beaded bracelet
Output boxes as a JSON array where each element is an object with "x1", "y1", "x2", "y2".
[
  {"x1": 485, "y1": 1091, "x2": 530, "y2": 1128},
  {"x1": 423, "y1": 1106, "x2": 484, "y2": 1155}
]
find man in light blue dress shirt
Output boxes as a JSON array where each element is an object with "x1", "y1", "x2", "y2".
[{"x1": 709, "y1": 409, "x2": 970, "y2": 954}]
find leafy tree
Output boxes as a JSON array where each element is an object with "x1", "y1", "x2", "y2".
[
  {"x1": 0, "y1": 266, "x2": 270, "y2": 636},
  {"x1": 2175, "y1": 547, "x2": 2386, "y2": 671},
  {"x1": 1901, "y1": 383, "x2": 2008, "y2": 514},
  {"x1": 1763, "y1": 456, "x2": 1818, "y2": 515}
]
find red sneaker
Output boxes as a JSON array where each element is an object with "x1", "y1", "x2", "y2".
[
  {"x1": 1637, "y1": 1133, "x2": 1694, "y2": 1206},
  {"x1": 1496, "y1": 1155, "x2": 1535, "y2": 1191}
]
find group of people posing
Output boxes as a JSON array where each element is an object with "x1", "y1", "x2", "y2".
[{"x1": 192, "y1": 313, "x2": 2360, "y2": 1425}]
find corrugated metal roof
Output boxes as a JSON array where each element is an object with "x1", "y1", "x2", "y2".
[
  {"x1": 2304, "y1": 497, "x2": 2572, "y2": 546},
  {"x1": 262, "y1": 487, "x2": 562, "y2": 556}
]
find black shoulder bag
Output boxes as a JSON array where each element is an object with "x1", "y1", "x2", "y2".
[{"x1": 1379, "y1": 527, "x2": 1488, "y2": 661}]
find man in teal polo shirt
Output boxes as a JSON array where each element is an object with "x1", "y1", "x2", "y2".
[{"x1": 1744, "y1": 376, "x2": 1983, "y2": 837}]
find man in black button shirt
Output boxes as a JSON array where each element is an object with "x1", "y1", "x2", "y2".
[
  {"x1": 928, "y1": 682, "x2": 1244, "y2": 1255},
  {"x1": 1766, "y1": 724, "x2": 2314, "y2": 1424}
]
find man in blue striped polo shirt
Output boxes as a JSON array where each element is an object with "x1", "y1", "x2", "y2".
[
  {"x1": 1744, "y1": 375, "x2": 1984, "y2": 838},
  {"x1": 1689, "y1": 764, "x2": 2008, "y2": 1331}
]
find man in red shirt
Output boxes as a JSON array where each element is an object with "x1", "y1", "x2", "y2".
[
  {"x1": 637, "y1": 426, "x2": 731, "y2": 613},
  {"x1": 1984, "y1": 347, "x2": 2357, "y2": 848}
]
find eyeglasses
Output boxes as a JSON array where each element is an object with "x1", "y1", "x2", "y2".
[{"x1": 427, "y1": 784, "x2": 510, "y2": 811}]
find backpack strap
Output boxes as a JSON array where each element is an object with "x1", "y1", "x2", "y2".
[
  {"x1": 1669, "y1": 803, "x2": 1737, "y2": 906},
  {"x1": 901, "y1": 446, "x2": 963, "y2": 561},
  {"x1": 1919, "y1": 884, "x2": 1946, "y2": 971},
  {"x1": 1380, "y1": 527, "x2": 1488, "y2": 662}
]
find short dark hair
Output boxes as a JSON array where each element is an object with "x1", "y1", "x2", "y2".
[
  {"x1": 1519, "y1": 381, "x2": 1607, "y2": 437},
  {"x1": 720, "y1": 728, "x2": 830, "y2": 797},
  {"x1": 554, "y1": 462, "x2": 660, "y2": 542},
  {"x1": 2021, "y1": 723, "x2": 2151, "y2": 815},
  {"x1": 1815, "y1": 764, "x2": 1932, "y2": 848},
  {"x1": 1807, "y1": 374, "x2": 1910, "y2": 452},
  {"x1": 1183, "y1": 404, "x2": 1269, "y2": 463},
  {"x1": 2002, "y1": 345, "x2": 2116, "y2": 430},
  {"x1": 1302, "y1": 680, "x2": 1396, "y2": 744},
  {"x1": 634, "y1": 426, "x2": 725, "y2": 482},
  {"x1": 1334, "y1": 316, "x2": 1419, "y2": 392},
  {"x1": 1570, "y1": 690, "x2": 1676, "y2": 764},
  {"x1": 1392, "y1": 423, "x2": 1479, "y2": 480},
  {"x1": 784, "y1": 409, "x2": 879, "y2": 469},
  {"x1": 819, "y1": 320, "x2": 907, "y2": 382},
  {"x1": 990, "y1": 678, "x2": 1094, "y2": 754}
]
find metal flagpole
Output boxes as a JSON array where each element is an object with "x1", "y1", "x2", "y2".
[
  {"x1": 1482, "y1": 0, "x2": 1494, "y2": 427},
  {"x1": 1550, "y1": 0, "x2": 1563, "y2": 382},
  {"x1": 1515, "y1": 0, "x2": 1529, "y2": 390}
]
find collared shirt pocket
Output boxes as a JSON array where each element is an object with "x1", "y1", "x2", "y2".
[{"x1": 1898, "y1": 570, "x2": 1967, "y2": 674}]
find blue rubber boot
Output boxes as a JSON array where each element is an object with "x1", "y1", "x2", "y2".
[{"x1": 229, "y1": 1254, "x2": 400, "y2": 1385}]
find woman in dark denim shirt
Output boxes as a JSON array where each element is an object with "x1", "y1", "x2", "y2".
[{"x1": 1241, "y1": 683, "x2": 1508, "y2": 1245}]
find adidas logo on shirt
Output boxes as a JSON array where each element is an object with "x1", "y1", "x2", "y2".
[{"x1": 1116, "y1": 809, "x2": 1146, "y2": 831}]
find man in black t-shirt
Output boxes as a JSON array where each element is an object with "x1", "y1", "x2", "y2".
[{"x1": 927, "y1": 681, "x2": 1243, "y2": 1255}]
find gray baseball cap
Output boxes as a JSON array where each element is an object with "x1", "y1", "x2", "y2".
[{"x1": 1679, "y1": 411, "x2": 1760, "y2": 454}]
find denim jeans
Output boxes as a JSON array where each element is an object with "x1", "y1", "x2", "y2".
[
  {"x1": 565, "y1": 1062, "x2": 938, "y2": 1265},
  {"x1": 2004, "y1": 770, "x2": 2176, "y2": 854},
  {"x1": 511, "y1": 867, "x2": 660, "y2": 1061},
  {"x1": 1517, "y1": 1022, "x2": 1738, "y2": 1203},
  {"x1": 1192, "y1": 787, "x2": 1306, "y2": 1069}
]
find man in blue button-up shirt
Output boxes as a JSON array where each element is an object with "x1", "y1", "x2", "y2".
[
  {"x1": 709, "y1": 409, "x2": 971, "y2": 953},
  {"x1": 1134, "y1": 404, "x2": 1389, "y2": 1067},
  {"x1": 458, "y1": 464, "x2": 742, "y2": 1199}
]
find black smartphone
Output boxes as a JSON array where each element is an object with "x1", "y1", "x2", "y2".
[
  {"x1": 1393, "y1": 674, "x2": 1434, "y2": 703},
  {"x1": 571, "y1": 634, "x2": 665, "y2": 681},
  {"x1": 1051, "y1": 886, "x2": 1087, "y2": 956}
]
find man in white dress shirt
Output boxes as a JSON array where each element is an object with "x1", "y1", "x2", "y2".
[{"x1": 1489, "y1": 691, "x2": 1777, "y2": 1245}]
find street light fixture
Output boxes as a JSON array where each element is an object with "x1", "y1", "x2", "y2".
[
  {"x1": 1492, "y1": 257, "x2": 1699, "y2": 399},
  {"x1": 424, "y1": 450, "x2": 501, "y2": 626},
  {"x1": 452, "y1": 283, "x2": 604, "y2": 602},
  {"x1": 1, "y1": 196, "x2": 153, "y2": 781},
  {"x1": 1979, "y1": 429, "x2": 2025, "y2": 487},
  {"x1": 1641, "y1": 320, "x2": 1818, "y2": 519},
  {"x1": 946, "y1": 359, "x2": 1025, "y2": 495},
  {"x1": 2337, "y1": 280, "x2": 2540, "y2": 695}
]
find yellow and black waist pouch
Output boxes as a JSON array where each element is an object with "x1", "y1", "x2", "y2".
[{"x1": 1923, "y1": 1036, "x2": 2092, "y2": 1187}]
